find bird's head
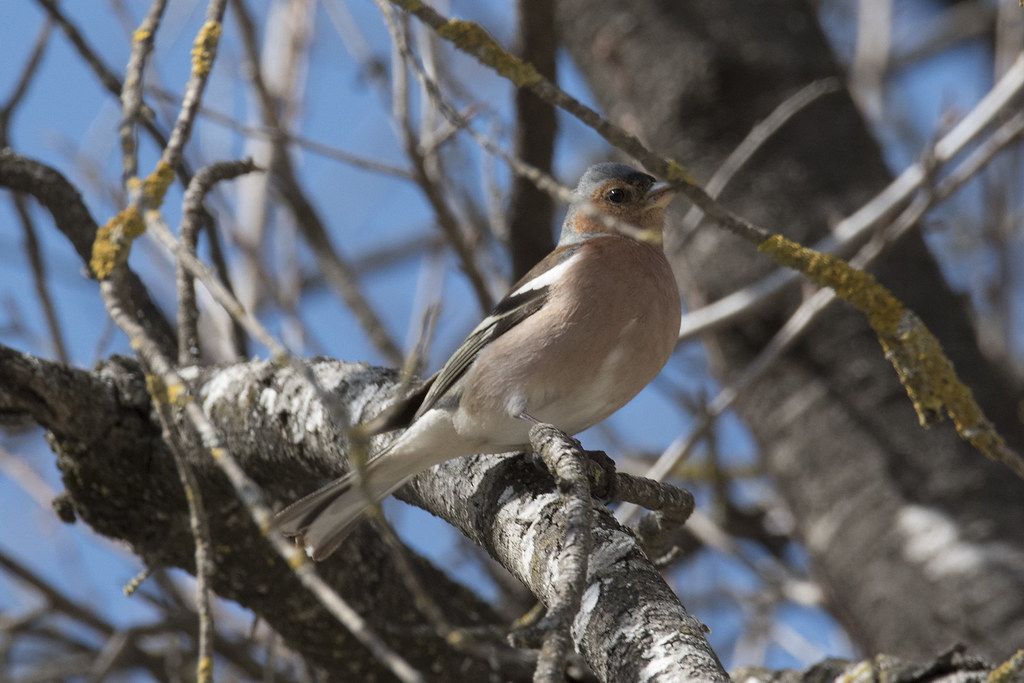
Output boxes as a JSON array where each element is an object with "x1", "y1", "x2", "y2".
[{"x1": 561, "y1": 162, "x2": 675, "y2": 244}]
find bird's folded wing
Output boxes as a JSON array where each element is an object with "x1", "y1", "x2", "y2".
[
  {"x1": 415, "y1": 285, "x2": 548, "y2": 416},
  {"x1": 368, "y1": 245, "x2": 583, "y2": 432}
]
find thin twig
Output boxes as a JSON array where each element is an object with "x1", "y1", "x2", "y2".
[
  {"x1": 13, "y1": 196, "x2": 69, "y2": 364},
  {"x1": 178, "y1": 159, "x2": 261, "y2": 366},
  {"x1": 160, "y1": 0, "x2": 228, "y2": 176},
  {"x1": 145, "y1": 208, "x2": 288, "y2": 356},
  {"x1": 119, "y1": 0, "x2": 168, "y2": 184},
  {"x1": 620, "y1": 107, "x2": 1024, "y2": 523},
  {"x1": 379, "y1": 1, "x2": 494, "y2": 312},
  {"x1": 0, "y1": 15, "x2": 53, "y2": 130},
  {"x1": 142, "y1": 85, "x2": 414, "y2": 178},
  {"x1": 679, "y1": 78, "x2": 841, "y2": 237},
  {"x1": 34, "y1": 0, "x2": 176, "y2": 166},
  {"x1": 153, "y1": 404, "x2": 215, "y2": 683},
  {"x1": 371, "y1": 515, "x2": 526, "y2": 676},
  {"x1": 0, "y1": 149, "x2": 179, "y2": 358},
  {"x1": 677, "y1": 54, "x2": 1024, "y2": 343},
  {"x1": 99, "y1": 272, "x2": 423, "y2": 683},
  {"x1": 230, "y1": 0, "x2": 405, "y2": 365},
  {"x1": 387, "y1": 0, "x2": 768, "y2": 243},
  {"x1": 377, "y1": 2, "x2": 658, "y2": 248},
  {"x1": 0, "y1": 18, "x2": 69, "y2": 364},
  {"x1": 0, "y1": 550, "x2": 167, "y2": 679}
]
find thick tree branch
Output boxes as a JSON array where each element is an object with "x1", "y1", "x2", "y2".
[
  {"x1": 401, "y1": 451, "x2": 727, "y2": 682},
  {"x1": 0, "y1": 345, "x2": 515, "y2": 679},
  {"x1": 1, "y1": 340, "x2": 735, "y2": 680}
]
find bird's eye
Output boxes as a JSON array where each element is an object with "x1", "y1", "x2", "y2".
[{"x1": 605, "y1": 188, "x2": 627, "y2": 204}]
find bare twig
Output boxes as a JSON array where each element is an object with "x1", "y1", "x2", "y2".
[
  {"x1": 0, "y1": 149, "x2": 178, "y2": 357},
  {"x1": 155, "y1": 407, "x2": 215, "y2": 683},
  {"x1": 0, "y1": 550, "x2": 167, "y2": 679},
  {"x1": 119, "y1": 0, "x2": 167, "y2": 184},
  {"x1": 144, "y1": 85, "x2": 414, "y2": 178},
  {"x1": 615, "y1": 471, "x2": 695, "y2": 560},
  {"x1": 0, "y1": 18, "x2": 69, "y2": 364},
  {"x1": 678, "y1": 78, "x2": 842, "y2": 238},
  {"x1": 160, "y1": 0, "x2": 228, "y2": 176},
  {"x1": 99, "y1": 271, "x2": 423, "y2": 683},
  {"x1": 230, "y1": 0, "x2": 405, "y2": 365},
  {"x1": 178, "y1": 159, "x2": 261, "y2": 365},
  {"x1": 621, "y1": 106, "x2": 1024, "y2": 524},
  {"x1": 370, "y1": 514, "x2": 533, "y2": 678},
  {"x1": 0, "y1": 15, "x2": 52, "y2": 134},
  {"x1": 379, "y1": 1, "x2": 494, "y2": 312},
  {"x1": 850, "y1": 0, "x2": 891, "y2": 120},
  {"x1": 677, "y1": 54, "x2": 1024, "y2": 343}
]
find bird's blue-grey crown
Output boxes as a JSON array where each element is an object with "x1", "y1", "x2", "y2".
[{"x1": 575, "y1": 162, "x2": 656, "y2": 196}]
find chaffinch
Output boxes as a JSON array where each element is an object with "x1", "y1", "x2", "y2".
[{"x1": 275, "y1": 162, "x2": 682, "y2": 560}]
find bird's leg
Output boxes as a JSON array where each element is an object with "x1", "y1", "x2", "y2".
[{"x1": 517, "y1": 412, "x2": 549, "y2": 473}]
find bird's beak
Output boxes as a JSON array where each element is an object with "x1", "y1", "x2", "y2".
[{"x1": 645, "y1": 182, "x2": 675, "y2": 210}]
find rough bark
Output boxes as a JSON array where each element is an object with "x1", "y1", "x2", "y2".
[
  {"x1": 404, "y1": 453, "x2": 726, "y2": 682},
  {"x1": 557, "y1": 0, "x2": 1024, "y2": 661},
  {"x1": 0, "y1": 347, "x2": 512, "y2": 681}
]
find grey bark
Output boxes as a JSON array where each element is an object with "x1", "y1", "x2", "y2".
[
  {"x1": 0, "y1": 347, "x2": 514, "y2": 680},
  {"x1": 404, "y1": 451, "x2": 726, "y2": 682},
  {"x1": 557, "y1": 0, "x2": 1024, "y2": 661}
]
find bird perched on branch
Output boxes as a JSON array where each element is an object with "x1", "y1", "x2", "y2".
[{"x1": 275, "y1": 162, "x2": 682, "y2": 560}]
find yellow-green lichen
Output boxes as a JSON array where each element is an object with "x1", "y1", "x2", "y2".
[
  {"x1": 191, "y1": 21, "x2": 222, "y2": 76},
  {"x1": 758, "y1": 233, "x2": 1011, "y2": 467},
  {"x1": 144, "y1": 374, "x2": 167, "y2": 406},
  {"x1": 197, "y1": 656, "x2": 213, "y2": 683},
  {"x1": 143, "y1": 375, "x2": 190, "y2": 411},
  {"x1": 437, "y1": 20, "x2": 541, "y2": 87},
  {"x1": 143, "y1": 160, "x2": 175, "y2": 207},
  {"x1": 758, "y1": 234, "x2": 904, "y2": 334},
  {"x1": 989, "y1": 649, "x2": 1024, "y2": 683},
  {"x1": 664, "y1": 159, "x2": 697, "y2": 186},
  {"x1": 286, "y1": 547, "x2": 308, "y2": 570},
  {"x1": 90, "y1": 206, "x2": 145, "y2": 278},
  {"x1": 165, "y1": 381, "x2": 191, "y2": 410}
]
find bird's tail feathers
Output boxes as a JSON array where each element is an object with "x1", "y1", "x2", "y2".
[{"x1": 273, "y1": 456, "x2": 410, "y2": 561}]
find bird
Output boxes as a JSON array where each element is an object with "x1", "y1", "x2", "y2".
[{"x1": 274, "y1": 162, "x2": 682, "y2": 560}]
